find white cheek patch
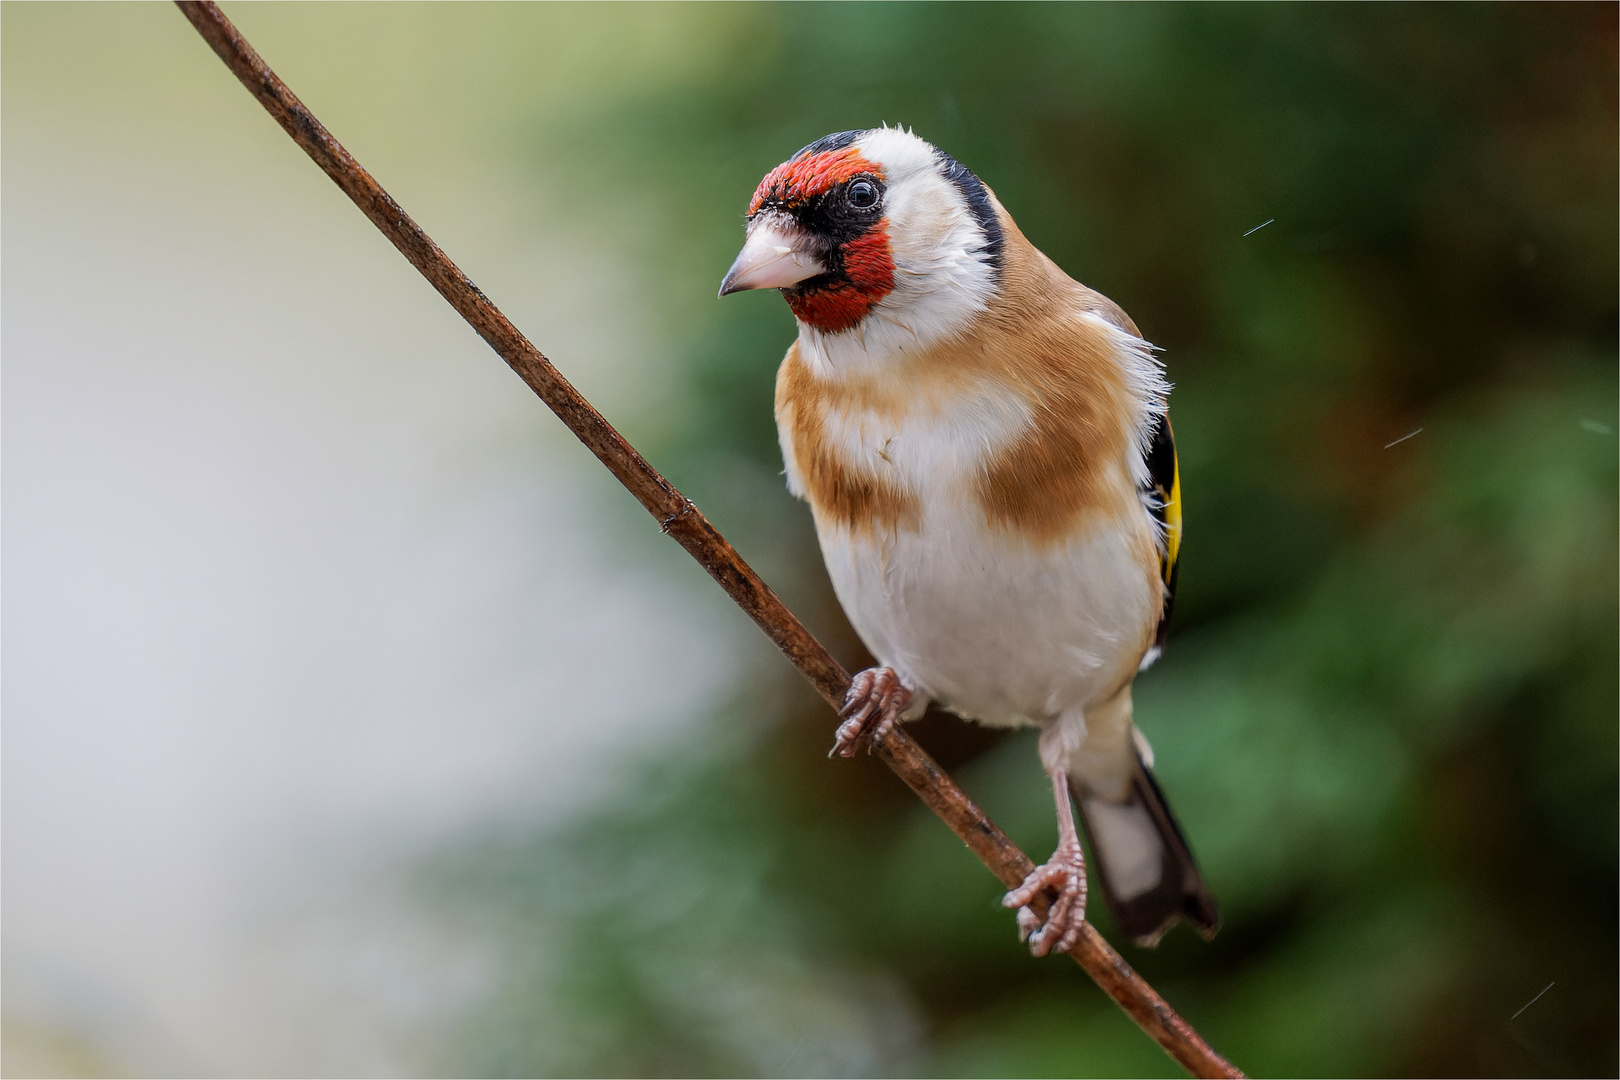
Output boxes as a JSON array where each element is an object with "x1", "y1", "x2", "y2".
[
  {"x1": 863, "y1": 128, "x2": 998, "y2": 332},
  {"x1": 795, "y1": 128, "x2": 998, "y2": 379}
]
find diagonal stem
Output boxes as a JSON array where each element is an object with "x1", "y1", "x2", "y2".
[{"x1": 171, "y1": 4, "x2": 1242, "y2": 1076}]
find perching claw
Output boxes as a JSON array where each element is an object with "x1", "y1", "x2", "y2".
[{"x1": 831, "y1": 667, "x2": 912, "y2": 757}]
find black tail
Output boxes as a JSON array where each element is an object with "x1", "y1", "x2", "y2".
[{"x1": 1073, "y1": 753, "x2": 1218, "y2": 947}]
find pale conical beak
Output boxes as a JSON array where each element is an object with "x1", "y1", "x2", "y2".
[{"x1": 718, "y1": 217, "x2": 826, "y2": 297}]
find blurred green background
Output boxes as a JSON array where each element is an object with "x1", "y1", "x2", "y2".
[{"x1": 5, "y1": 3, "x2": 1615, "y2": 1078}]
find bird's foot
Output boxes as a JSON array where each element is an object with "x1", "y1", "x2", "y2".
[
  {"x1": 831, "y1": 667, "x2": 912, "y2": 758},
  {"x1": 1002, "y1": 839, "x2": 1087, "y2": 957}
]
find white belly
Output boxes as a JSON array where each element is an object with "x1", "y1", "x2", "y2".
[
  {"x1": 782, "y1": 371, "x2": 1160, "y2": 726},
  {"x1": 815, "y1": 505, "x2": 1157, "y2": 727}
]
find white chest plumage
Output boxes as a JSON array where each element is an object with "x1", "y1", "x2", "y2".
[{"x1": 782, "y1": 377, "x2": 1160, "y2": 728}]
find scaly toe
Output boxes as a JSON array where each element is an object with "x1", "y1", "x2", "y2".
[
  {"x1": 1050, "y1": 917, "x2": 1084, "y2": 956},
  {"x1": 830, "y1": 720, "x2": 864, "y2": 758},
  {"x1": 1003, "y1": 847, "x2": 1086, "y2": 957},
  {"x1": 829, "y1": 667, "x2": 910, "y2": 758},
  {"x1": 1028, "y1": 889, "x2": 1077, "y2": 957},
  {"x1": 839, "y1": 672, "x2": 875, "y2": 719},
  {"x1": 1002, "y1": 864, "x2": 1062, "y2": 911},
  {"x1": 865, "y1": 705, "x2": 902, "y2": 753}
]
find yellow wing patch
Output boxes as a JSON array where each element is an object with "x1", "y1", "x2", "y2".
[{"x1": 1161, "y1": 448, "x2": 1181, "y2": 584}]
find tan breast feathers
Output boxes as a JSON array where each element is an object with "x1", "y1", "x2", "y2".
[
  {"x1": 776, "y1": 349, "x2": 921, "y2": 536},
  {"x1": 775, "y1": 217, "x2": 1148, "y2": 547}
]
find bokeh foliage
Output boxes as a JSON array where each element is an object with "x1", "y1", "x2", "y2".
[{"x1": 425, "y1": 5, "x2": 1617, "y2": 1076}]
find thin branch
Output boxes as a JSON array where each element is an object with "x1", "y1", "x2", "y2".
[{"x1": 172, "y1": 5, "x2": 1242, "y2": 1076}]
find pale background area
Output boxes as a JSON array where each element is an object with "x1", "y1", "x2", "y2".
[{"x1": 3, "y1": 6, "x2": 757, "y2": 1075}]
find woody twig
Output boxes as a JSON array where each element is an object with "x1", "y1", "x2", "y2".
[{"x1": 172, "y1": 4, "x2": 1240, "y2": 1076}]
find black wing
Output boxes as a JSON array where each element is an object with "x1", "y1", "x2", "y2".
[{"x1": 1142, "y1": 412, "x2": 1181, "y2": 663}]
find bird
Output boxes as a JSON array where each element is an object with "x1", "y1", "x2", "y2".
[{"x1": 719, "y1": 127, "x2": 1217, "y2": 954}]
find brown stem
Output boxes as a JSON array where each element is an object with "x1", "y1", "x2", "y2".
[{"x1": 172, "y1": 4, "x2": 1242, "y2": 1077}]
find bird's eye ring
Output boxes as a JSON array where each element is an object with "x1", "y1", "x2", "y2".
[{"x1": 845, "y1": 179, "x2": 880, "y2": 210}]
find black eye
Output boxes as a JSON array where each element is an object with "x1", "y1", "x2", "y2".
[{"x1": 845, "y1": 179, "x2": 880, "y2": 210}]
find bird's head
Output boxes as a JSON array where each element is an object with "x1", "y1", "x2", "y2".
[{"x1": 720, "y1": 128, "x2": 1004, "y2": 343}]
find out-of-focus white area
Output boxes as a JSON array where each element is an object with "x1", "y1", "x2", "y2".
[{"x1": 2, "y1": 6, "x2": 756, "y2": 1076}]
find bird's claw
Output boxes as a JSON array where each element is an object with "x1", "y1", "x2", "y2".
[
  {"x1": 831, "y1": 667, "x2": 912, "y2": 757},
  {"x1": 1015, "y1": 905, "x2": 1042, "y2": 943},
  {"x1": 1002, "y1": 840, "x2": 1087, "y2": 957}
]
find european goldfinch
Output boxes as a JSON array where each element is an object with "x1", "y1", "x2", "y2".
[{"x1": 720, "y1": 129, "x2": 1217, "y2": 953}]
